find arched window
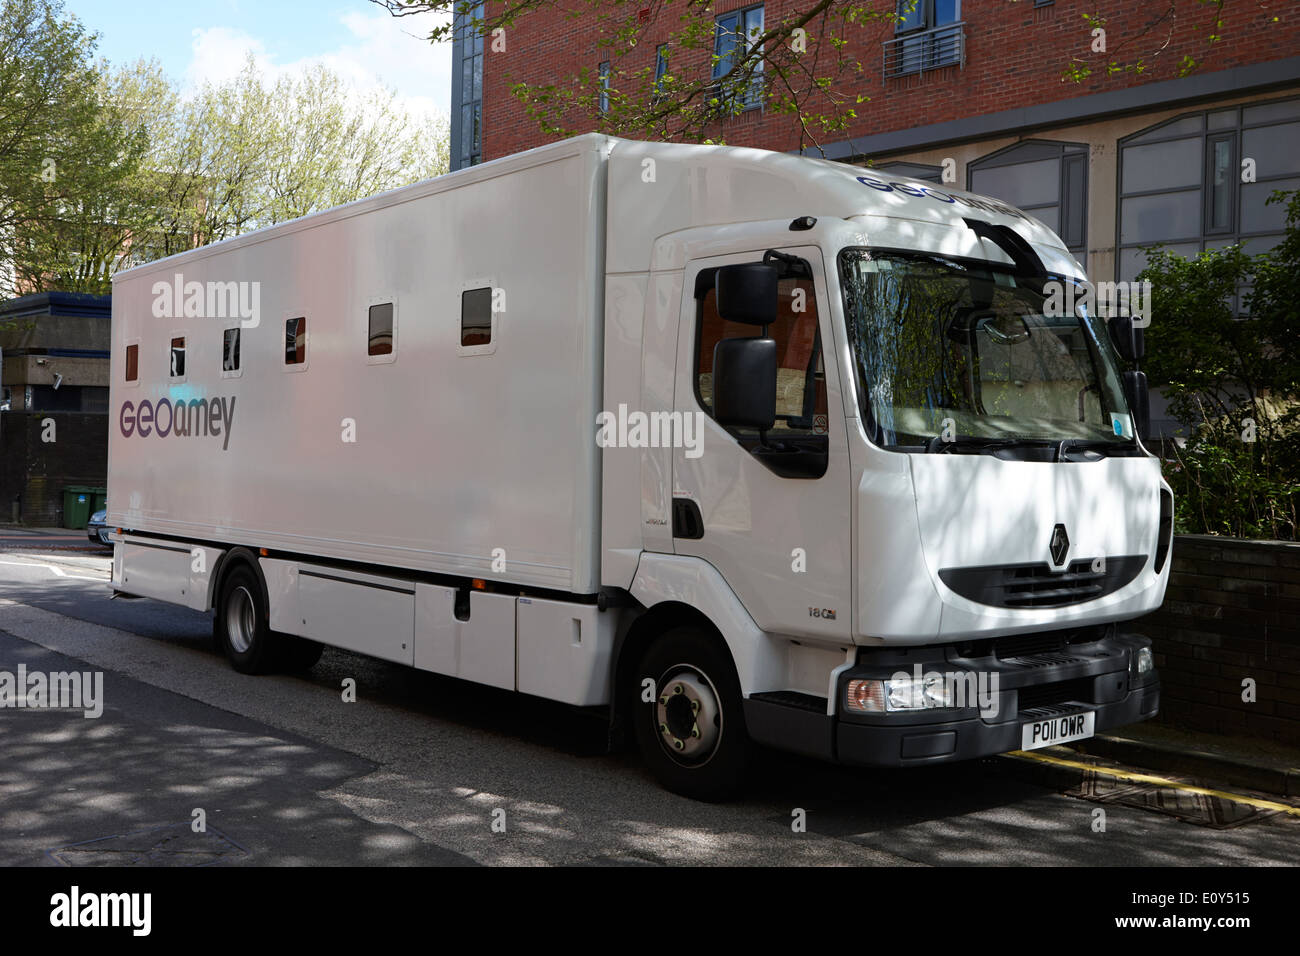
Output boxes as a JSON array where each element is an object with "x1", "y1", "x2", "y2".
[
  {"x1": 968, "y1": 140, "x2": 1088, "y2": 263},
  {"x1": 1117, "y1": 98, "x2": 1300, "y2": 285}
]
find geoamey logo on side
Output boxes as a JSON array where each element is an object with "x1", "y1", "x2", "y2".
[{"x1": 118, "y1": 396, "x2": 237, "y2": 451}]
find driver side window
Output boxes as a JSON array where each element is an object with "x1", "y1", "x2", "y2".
[{"x1": 694, "y1": 269, "x2": 829, "y2": 478}]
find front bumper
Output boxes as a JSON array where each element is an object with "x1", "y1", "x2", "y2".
[{"x1": 745, "y1": 626, "x2": 1160, "y2": 767}]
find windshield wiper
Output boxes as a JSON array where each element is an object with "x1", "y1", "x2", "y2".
[
  {"x1": 922, "y1": 436, "x2": 1132, "y2": 459},
  {"x1": 924, "y1": 436, "x2": 1055, "y2": 454}
]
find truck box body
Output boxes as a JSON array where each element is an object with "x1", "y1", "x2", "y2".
[
  {"x1": 108, "y1": 134, "x2": 1169, "y2": 793},
  {"x1": 110, "y1": 139, "x2": 607, "y2": 594}
]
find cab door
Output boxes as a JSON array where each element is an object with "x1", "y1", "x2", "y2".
[{"x1": 671, "y1": 246, "x2": 853, "y2": 641}]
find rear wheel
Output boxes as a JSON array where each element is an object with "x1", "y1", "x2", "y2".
[
  {"x1": 633, "y1": 626, "x2": 750, "y2": 801},
  {"x1": 216, "y1": 564, "x2": 282, "y2": 674}
]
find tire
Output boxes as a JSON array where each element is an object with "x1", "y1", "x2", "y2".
[
  {"x1": 632, "y1": 626, "x2": 751, "y2": 801},
  {"x1": 216, "y1": 564, "x2": 282, "y2": 674}
]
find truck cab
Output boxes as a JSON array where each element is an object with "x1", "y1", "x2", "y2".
[{"x1": 601, "y1": 140, "x2": 1168, "y2": 797}]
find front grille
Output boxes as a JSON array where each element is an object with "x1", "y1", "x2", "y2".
[
  {"x1": 1017, "y1": 677, "x2": 1095, "y2": 712},
  {"x1": 995, "y1": 633, "x2": 1065, "y2": 659},
  {"x1": 939, "y1": 554, "x2": 1147, "y2": 608}
]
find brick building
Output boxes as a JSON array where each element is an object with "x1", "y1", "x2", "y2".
[{"x1": 450, "y1": 0, "x2": 1300, "y2": 433}]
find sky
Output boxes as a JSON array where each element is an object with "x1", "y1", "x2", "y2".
[{"x1": 62, "y1": 0, "x2": 452, "y2": 122}]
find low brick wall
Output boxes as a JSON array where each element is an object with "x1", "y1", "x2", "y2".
[{"x1": 1138, "y1": 535, "x2": 1300, "y2": 746}]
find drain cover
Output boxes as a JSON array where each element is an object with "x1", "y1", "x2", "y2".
[
  {"x1": 1070, "y1": 776, "x2": 1282, "y2": 829},
  {"x1": 48, "y1": 823, "x2": 249, "y2": 866}
]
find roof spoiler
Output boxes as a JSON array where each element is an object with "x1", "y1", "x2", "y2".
[{"x1": 962, "y1": 217, "x2": 1047, "y2": 279}]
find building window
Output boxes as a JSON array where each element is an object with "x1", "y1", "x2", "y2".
[
  {"x1": 29, "y1": 385, "x2": 108, "y2": 413},
  {"x1": 1117, "y1": 97, "x2": 1300, "y2": 283},
  {"x1": 285, "y1": 317, "x2": 307, "y2": 365},
  {"x1": 452, "y1": 1, "x2": 485, "y2": 170},
  {"x1": 713, "y1": 4, "x2": 764, "y2": 111},
  {"x1": 969, "y1": 140, "x2": 1089, "y2": 262},
  {"x1": 654, "y1": 44, "x2": 670, "y2": 98},
  {"x1": 169, "y1": 336, "x2": 186, "y2": 378},
  {"x1": 598, "y1": 61, "x2": 611, "y2": 114},
  {"x1": 886, "y1": 0, "x2": 963, "y2": 76}
]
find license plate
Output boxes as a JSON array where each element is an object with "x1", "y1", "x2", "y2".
[{"x1": 1021, "y1": 710, "x2": 1095, "y2": 750}]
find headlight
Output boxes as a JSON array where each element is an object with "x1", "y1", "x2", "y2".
[
  {"x1": 886, "y1": 674, "x2": 954, "y2": 710},
  {"x1": 1134, "y1": 646, "x2": 1154, "y2": 676},
  {"x1": 845, "y1": 674, "x2": 954, "y2": 713}
]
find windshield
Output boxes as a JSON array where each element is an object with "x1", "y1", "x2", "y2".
[{"x1": 838, "y1": 249, "x2": 1134, "y2": 449}]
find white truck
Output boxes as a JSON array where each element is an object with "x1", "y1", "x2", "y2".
[{"x1": 107, "y1": 134, "x2": 1169, "y2": 799}]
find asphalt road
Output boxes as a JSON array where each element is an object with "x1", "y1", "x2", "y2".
[{"x1": 2, "y1": 549, "x2": 1298, "y2": 867}]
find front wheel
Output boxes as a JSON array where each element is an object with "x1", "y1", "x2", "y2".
[{"x1": 632, "y1": 627, "x2": 750, "y2": 801}]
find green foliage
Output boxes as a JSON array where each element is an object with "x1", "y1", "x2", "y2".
[
  {"x1": 1138, "y1": 190, "x2": 1300, "y2": 541},
  {"x1": 0, "y1": 0, "x2": 149, "y2": 297},
  {"x1": 1, "y1": 0, "x2": 450, "y2": 295}
]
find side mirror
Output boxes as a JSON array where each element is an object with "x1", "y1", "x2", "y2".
[
  {"x1": 713, "y1": 337, "x2": 777, "y2": 430},
  {"x1": 1108, "y1": 314, "x2": 1145, "y2": 363},
  {"x1": 716, "y1": 263, "x2": 779, "y2": 326},
  {"x1": 1122, "y1": 369, "x2": 1149, "y2": 439}
]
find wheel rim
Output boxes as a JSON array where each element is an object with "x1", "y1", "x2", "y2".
[
  {"x1": 226, "y1": 585, "x2": 256, "y2": 654},
  {"x1": 655, "y1": 664, "x2": 723, "y2": 767}
]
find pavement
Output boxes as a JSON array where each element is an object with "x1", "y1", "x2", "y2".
[{"x1": 1071, "y1": 724, "x2": 1300, "y2": 799}]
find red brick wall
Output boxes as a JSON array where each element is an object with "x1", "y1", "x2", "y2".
[{"x1": 482, "y1": 0, "x2": 1299, "y2": 160}]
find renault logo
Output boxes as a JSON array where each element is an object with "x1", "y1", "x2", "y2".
[{"x1": 1049, "y1": 524, "x2": 1070, "y2": 567}]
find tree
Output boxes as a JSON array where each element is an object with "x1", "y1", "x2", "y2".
[
  {"x1": 372, "y1": 0, "x2": 1262, "y2": 152},
  {"x1": 3, "y1": 27, "x2": 452, "y2": 292},
  {"x1": 1138, "y1": 189, "x2": 1300, "y2": 540},
  {"x1": 118, "y1": 57, "x2": 451, "y2": 268},
  {"x1": 0, "y1": 0, "x2": 148, "y2": 298}
]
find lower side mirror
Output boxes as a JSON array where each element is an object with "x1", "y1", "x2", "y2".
[
  {"x1": 713, "y1": 337, "x2": 777, "y2": 431},
  {"x1": 1122, "y1": 369, "x2": 1149, "y2": 439}
]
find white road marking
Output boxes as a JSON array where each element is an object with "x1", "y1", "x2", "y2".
[{"x1": 0, "y1": 558, "x2": 108, "y2": 582}]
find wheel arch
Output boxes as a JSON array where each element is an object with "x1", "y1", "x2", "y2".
[
  {"x1": 211, "y1": 546, "x2": 268, "y2": 619},
  {"x1": 627, "y1": 552, "x2": 784, "y2": 698}
]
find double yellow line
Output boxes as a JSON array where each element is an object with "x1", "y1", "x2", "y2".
[{"x1": 1008, "y1": 749, "x2": 1300, "y2": 817}]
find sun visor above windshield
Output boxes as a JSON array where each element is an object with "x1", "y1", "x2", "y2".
[{"x1": 845, "y1": 214, "x2": 1085, "y2": 281}]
